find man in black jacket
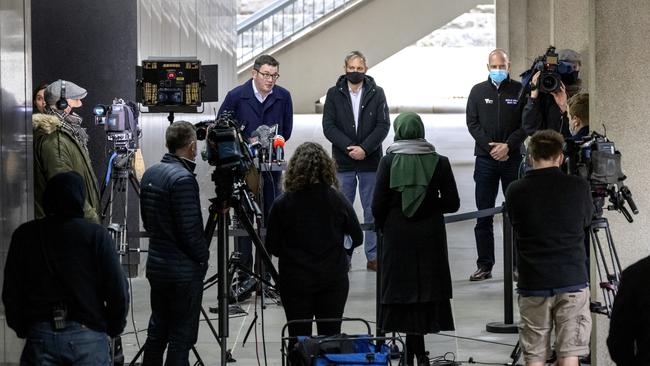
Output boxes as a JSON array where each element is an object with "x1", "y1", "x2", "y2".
[
  {"x1": 607, "y1": 255, "x2": 650, "y2": 365},
  {"x1": 140, "y1": 121, "x2": 210, "y2": 365},
  {"x1": 506, "y1": 130, "x2": 593, "y2": 366},
  {"x1": 522, "y1": 49, "x2": 583, "y2": 137},
  {"x1": 322, "y1": 50, "x2": 390, "y2": 271},
  {"x1": 3, "y1": 171, "x2": 129, "y2": 365},
  {"x1": 466, "y1": 48, "x2": 526, "y2": 281}
]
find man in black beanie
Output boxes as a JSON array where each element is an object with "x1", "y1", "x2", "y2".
[{"x1": 3, "y1": 171, "x2": 129, "y2": 365}]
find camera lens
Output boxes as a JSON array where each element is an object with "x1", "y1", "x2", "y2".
[{"x1": 540, "y1": 73, "x2": 560, "y2": 93}]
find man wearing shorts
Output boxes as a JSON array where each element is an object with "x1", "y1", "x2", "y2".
[{"x1": 505, "y1": 129, "x2": 593, "y2": 365}]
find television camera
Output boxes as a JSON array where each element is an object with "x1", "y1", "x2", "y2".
[
  {"x1": 93, "y1": 98, "x2": 141, "y2": 153},
  {"x1": 564, "y1": 131, "x2": 638, "y2": 222},
  {"x1": 521, "y1": 46, "x2": 579, "y2": 94},
  {"x1": 564, "y1": 131, "x2": 638, "y2": 318}
]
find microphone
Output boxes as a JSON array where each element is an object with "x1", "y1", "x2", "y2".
[
  {"x1": 251, "y1": 125, "x2": 271, "y2": 148},
  {"x1": 273, "y1": 135, "x2": 285, "y2": 162}
]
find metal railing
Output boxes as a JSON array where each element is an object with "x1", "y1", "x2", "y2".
[{"x1": 237, "y1": 0, "x2": 356, "y2": 67}]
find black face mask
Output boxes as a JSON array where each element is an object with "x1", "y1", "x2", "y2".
[
  {"x1": 561, "y1": 71, "x2": 580, "y2": 86},
  {"x1": 346, "y1": 71, "x2": 365, "y2": 84}
]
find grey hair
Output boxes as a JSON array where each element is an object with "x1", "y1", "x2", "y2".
[{"x1": 344, "y1": 50, "x2": 367, "y2": 67}]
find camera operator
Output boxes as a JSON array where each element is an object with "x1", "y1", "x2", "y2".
[
  {"x1": 266, "y1": 142, "x2": 363, "y2": 339},
  {"x1": 505, "y1": 130, "x2": 593, "y2": 366},
  {"x1": 140, "y1": 121, "x2": 210, "y2": 365},
  {"x1": 566, "y1": 93, "x2": 589, "y2": 140},
  {"x1": 522, "y1": 49, "x2": 583, "y2": 137},
  {"x1": 466, "y1": 48, "x2": 526, "y2": 281},
  {"x1": 34, "y1": 79, "x2": 101, "y2": 223},
  {"x1": 218, "y1": 54, "x2": 293, "y2": 295},
  {"x1": 608, "y1": 254, "x2": 650, "y2": 365},
  {"x1": 2, "y1": 171, "x2": 129, "y2": 365}
]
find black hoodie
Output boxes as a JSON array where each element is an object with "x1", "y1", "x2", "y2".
[{"x1": 2, "y1": 171, "x2": 129, "y2": 338}]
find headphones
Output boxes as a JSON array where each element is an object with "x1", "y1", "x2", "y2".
[{"x1": 55, "y1": 79, "x2": 68, "y2": 110}]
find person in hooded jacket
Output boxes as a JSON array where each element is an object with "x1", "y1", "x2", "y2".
[
  {"x1": 33, "y1": 79, "x2": 101, "y2": 223},
  {"x1": 322, "y1": 50, "x2": 390, "y2": 271},
  {"x1": 372, "y1": 112, "x2": 460, "y2": 366},
  {"x1": 2, "y1": 171, "x2": 129, "y2": 365}
]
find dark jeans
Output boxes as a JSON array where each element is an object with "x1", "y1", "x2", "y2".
[
  {"x1": 281, "y1": 278, "x2": 350, "y2": 337},
  {"x1": 474, "y1": 155, "x2": 521, "y2": 270},
  {"x1": 143, "y1": 279, "x2": 204, "y2": 366},
  {"x1": 235, "y1": 170, "x2": 281, "y2": 280},
  {"x1": 20, "y1": 321, "x2": 110, "y2": 366}
]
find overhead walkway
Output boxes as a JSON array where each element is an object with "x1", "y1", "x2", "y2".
[{"x1": 236, "y1": 0, "x2": 492, "y2": 112}]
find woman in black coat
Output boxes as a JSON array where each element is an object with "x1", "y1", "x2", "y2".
[
  {"x1": 372, "y1": 112, "x2": 460, "y2": 366},
  {"x1": 266, "y1": 142, "x2": 363, "y2": 338}
]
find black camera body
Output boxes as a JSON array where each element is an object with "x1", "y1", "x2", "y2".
[
  {"x1": 93, "y1": 98, "x2": 141, "y2": 151},
  {"x1": 564, "y1": 132, "x2": 638, "y2": 221},
  {"x1": 521, "y1": 46, "x2": 578, "y2": 95},
  {"x1": 195, "y1": 111, "x2": 253, "y2": 173}
]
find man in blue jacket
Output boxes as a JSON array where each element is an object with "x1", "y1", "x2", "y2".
[
  {"x1": 140, "y1": 121, "x2": 210, "y2": 365},
  {"x1": 218, "y1": 54, "x2": 293, "y2": 295},
  {"x1": 322, "y1": 50, "x2": 390, "y2": 271}
]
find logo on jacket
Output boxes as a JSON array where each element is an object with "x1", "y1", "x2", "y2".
[
  {"x1": 505, "y1": 98, "x2": 518, "y2": 105},
  {"x1": 484, "y1": 99, "x2": 493, "y2": 104}
]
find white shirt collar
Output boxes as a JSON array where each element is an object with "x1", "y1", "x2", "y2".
[{"x1": 252, "y1": 79, "x2": 272, "y2": 103}]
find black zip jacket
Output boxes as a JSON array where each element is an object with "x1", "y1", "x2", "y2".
[
  {"x1": 140, "y1": 154, "x2": 209, "y2": 282},
  {"x1": 466, "y1": 77, "x2": 526, "y2": 157},
  {"x1": 522, "y1": 92, "x2": 570, "y2": 137},
  {"x1": 607, "y1": 255, "x2": 650, "y2": 365},
  {"x1": 322, "y1": 74, "x2": 390, "y2": 172},
  {"x1": 2, "y1": 171, "x2": 129, "y2": 338}
]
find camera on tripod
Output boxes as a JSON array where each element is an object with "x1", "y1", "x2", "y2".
[
  {"x1": 195, "y1": 111, "x2": 254, "y2": 172},
  {"x1": 564, "y1": 131, "x2": 638, "y2": 221},
  {"x1": 522, "y1": 46, "x2": 578, "y2": 94},
  {"x1": 93, "y1": 98, "x2": 141, "y2": 152}
]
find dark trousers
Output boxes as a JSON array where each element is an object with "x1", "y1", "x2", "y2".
[
  {"x1": 235, "y1": 170, "x2": 281, "y2": 280},
  {"x1": 281, "y1": 278, "x2": 349, "y2": 337},
  {"x1": 143, "y1": 279, "x2": 203, "y2": 366},
  {"x1": 474, "y1": 155, "x2": 521, "y2": 269}
]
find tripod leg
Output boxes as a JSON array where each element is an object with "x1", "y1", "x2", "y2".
[{"x1": 233, "y1": 203, "x2": 279, "y2": 284}]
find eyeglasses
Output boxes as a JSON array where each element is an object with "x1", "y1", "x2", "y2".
[{"x1": 255, "y1": 69, "x2": 280, "y2": 81}]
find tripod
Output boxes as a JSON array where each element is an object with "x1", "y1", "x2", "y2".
[{"x1": 203, "y1": 167, "x2": 280, "y2": 366}]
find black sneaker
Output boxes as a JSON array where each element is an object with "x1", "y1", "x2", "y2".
[{"x1": 469, "y1": 267, "x2": 492, "y2": 281}]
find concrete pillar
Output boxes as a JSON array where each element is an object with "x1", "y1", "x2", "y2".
[
  {"x1": 590, "y1": 0, "x2": 650, "y2": 364},
  {"x1": 496, "y1": 1, "x2": 650, "y2": 364},
  {"x1": 496, "y1": 0, "x2": 529, "y2": 76}
]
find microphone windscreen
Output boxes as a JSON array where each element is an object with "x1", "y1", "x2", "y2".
[{"x1": 273, "y1": 135, "x2": 285, "y2": 148}]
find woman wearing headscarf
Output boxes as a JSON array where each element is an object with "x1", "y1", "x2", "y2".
[{"x1": 372, "y1": 112, "x2": 460, "y2": 366}]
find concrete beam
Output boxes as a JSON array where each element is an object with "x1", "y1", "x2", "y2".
[{"x1": 238, "y1": 0, "x2": 491, "y2": 113}]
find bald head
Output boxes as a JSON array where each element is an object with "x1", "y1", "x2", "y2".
[{"x1": 487, "y1": 48, "x2": 511, "y2": 81}]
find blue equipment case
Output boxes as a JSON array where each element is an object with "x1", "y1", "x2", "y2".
[{"x1": 281, "y1": 318, "x2": 405, "y2": 366}]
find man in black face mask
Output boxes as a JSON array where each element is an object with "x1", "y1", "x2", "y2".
[
  {"x1": 522, "y1": 49, "x2": 583, "y2": 137},
  {"x1": 322, "y1": 50, "x2": 390, "y2": 271}
]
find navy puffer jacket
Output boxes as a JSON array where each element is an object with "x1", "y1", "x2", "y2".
[{"x1": 140, "y1": 154, "x2": 209, "y2": 282}]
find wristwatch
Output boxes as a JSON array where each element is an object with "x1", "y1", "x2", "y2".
[{"x1": 530, "y1": 83, "x2": 537, "y2": 91}]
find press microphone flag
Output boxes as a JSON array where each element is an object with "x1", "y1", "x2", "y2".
[{"x1": 273, "y1": 135, "x2": 285, "y2": 161}]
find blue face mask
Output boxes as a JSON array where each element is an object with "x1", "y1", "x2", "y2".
[{"x1": 489, "y1": 69, "x2": 508, "y2": 84}]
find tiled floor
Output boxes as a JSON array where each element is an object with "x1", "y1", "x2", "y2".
[{"x1": 121, "y1": 113, "x2": 521, "y2": 365}]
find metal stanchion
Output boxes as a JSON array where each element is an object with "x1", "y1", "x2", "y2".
[{"x1": 486, "y1": 202, "x2": 518, "y2": 333}]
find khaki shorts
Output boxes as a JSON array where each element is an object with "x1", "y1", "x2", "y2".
[{"x1": 518, "y1": 288, "x2": 592, "y2": 362}]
